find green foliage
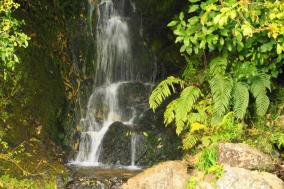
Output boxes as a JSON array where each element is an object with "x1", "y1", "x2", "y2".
[
  {"x1": 271, "y1": 132, "x2": 284, "y2": 149},
  {"x1": 186, "y1": 177, "x2": 198, "y2": 189},
  {"x1": 0, "y1": 175, "x2": 58, "y2": 189},
  {"x1": 164, "y1": 0, "x2": 284, "y2": 119},
  {"x1": 232, "y1": 82, "x2": 249, "y2": 119},
  {"x1": 196, "y1": 147, "x2": 224, "y2": 178},
  {"x1": 164, "y1": 86, "x2": 202, "y2": 135},
  {"x1": 0, "y1": 0, "x2": 29, "y2": 78},
  {"x1": 149, "y1": 76, "x2": 185, "y2": 111},
  {"x1": 196, "y1": 147, "x2": 217, "y2": 171},
  {"x1": 0, "y1": 0, "x2": 29, "y2": 123},
  {"x1": 149, "y1": 0, "x2": 284, "y2": 176},
  {"x1": 0, "y1": 175, "x2": 36, "y2": 189},
  {"x1": 209, "y1": 56, "x2": 233, "y2": 117}
]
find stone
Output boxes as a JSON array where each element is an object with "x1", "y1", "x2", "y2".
[
  {"x1": 192, "y1": 166, "x2": 284, "y2": 189},
  {"x1": 217, "y1": 166, "x2": 284, "y2": 189},
  {"x1": 99, "y1": 122, "x2": 133, "y2": 165},
  {"x1": 217, "y1": 143, "x2": 275, "y2": 171},
  {"x1": 122, "y1": 161, "x2": 190, "y2": 189}
]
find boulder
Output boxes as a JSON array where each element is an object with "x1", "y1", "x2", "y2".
[
  {"x1": 216, "y1": 166, "x2": 284, "y2": 189},
  {"x1": 217, "y1": 143, "x2": 275, "y2": 171},
  {"x1": 99, "y1": 122, "x2": 133, "y2": 165},
  {"x1": 122, "y1": 161, "x2": 189, "y2": 189},
  {"x1": 194, "y1": 166, "x2": 284, "y2": 189}
]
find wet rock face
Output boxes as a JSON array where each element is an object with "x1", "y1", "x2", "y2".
[
  {"x1": 99, "y1": 122, "x2": 132, "y2": 165},
  {"x1": 98, "y1": 120, "x2": 181, "y2": 166},
  {"x1": 116, "y1": 82, "x2": 153, "y2": 120},
  {"x1": 217, "y1": 143, "x2": 275, "y2": 171}
]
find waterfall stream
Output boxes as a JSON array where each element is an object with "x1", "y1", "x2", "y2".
[{"x1": 70, "y1": 0, "x2": 156, "y2": 168}]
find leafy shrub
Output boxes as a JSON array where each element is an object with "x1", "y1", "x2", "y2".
[{"x1": 149, "y1": 0, "x2": 284, "y2": 175}]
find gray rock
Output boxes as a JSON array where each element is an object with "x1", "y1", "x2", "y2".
[
  {"x1": 217, "y1": 166, "x2": 284, "y2": 189},
  {"x1": 217, "y1": 143, "x2": 275, "y2": 171}
]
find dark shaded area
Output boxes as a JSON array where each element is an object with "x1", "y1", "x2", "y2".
[{"x1": 132, "y1": 0, "x2": 187, "y2": 79}]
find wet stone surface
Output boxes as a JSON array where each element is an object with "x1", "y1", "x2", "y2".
[{"x1": 65, "y1": 166, "x2": 143, "y2": 189}]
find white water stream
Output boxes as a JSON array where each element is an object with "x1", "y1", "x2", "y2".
[{"x1": 70, "y1": 0, "x2": 156, "y2": 168}]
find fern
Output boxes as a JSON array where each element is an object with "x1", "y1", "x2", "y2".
[
  {"x1": 233, "y1": 82, "x2": 249, "y2": 119},
  {"x1": 188, "y1": 112, "x2": 207, "y2": 125},
  {"x1": 210, "y1": 74, "x2": 233, "y2": 116},
  {"x1": 149, "y1": 76, "x2": 185, "y2": 111},
  {"x1": 164, "y1": 99, "x2": 178, "y2": 126},
  {"x1": 209, "y1": 56, "x2": 233, "y2": 116},
  {"x1": 250, "y1": 74, "x2": 271, "y2": 116},
  {"x1": 163, "y1": 86, "x2": 202, "y2": 135},
  {"x1": 183, "y1": 133, "x2": 199, "y2": 150},
  {"x1": 209, "y1": 56, "x2": 228, "y2": 76},
  {"x1": 174, "y1": 86, "x2": 202, "y2": 135}
]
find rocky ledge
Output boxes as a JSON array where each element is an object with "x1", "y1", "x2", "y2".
[{"x1": 123, "y1": 143, "x2": 284, "y2": 189}]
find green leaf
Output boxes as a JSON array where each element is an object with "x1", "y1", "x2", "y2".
[
  {"x1": 167, "y1": 20, "x2": 178, "y2": 27},
  {"x1": 277, "y1": 44, "x2": 283, "y2": 54},
  {"x1": 149, "y1": 76, "x2": 185, "y2": 111},
  {"x1": 233, "y1": 82, "x2": 249, "y2": 119},
  {"x1": 188, "y1": 5, "x2": 199, "y2": 13},
  {"x1": 260, "y1": 41, "x2": 274, "y2": 52},
  {"x1": 250, "y1": 74, "x2": 271, "y2": 116},
  {"x1": 179, "y1": 12, "x2": 185, "y2": 20},
  {"x1": 189, "y1": 0, "x2": 200, "y2": 2}
]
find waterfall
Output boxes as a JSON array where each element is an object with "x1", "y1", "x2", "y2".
[{"x1": 70, "y1": 0, "x2": 156, "y2": 167}]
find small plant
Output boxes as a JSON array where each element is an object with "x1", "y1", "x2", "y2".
[
  {"x1": 186, "y1": 177, "x2": 198, "y2": 189},
  {"x1": 196, "y1": 147, "x2": 217, "y2": 172},
  {"x1": 271, "y1": 132, "x2": 284, "y2": 149}
]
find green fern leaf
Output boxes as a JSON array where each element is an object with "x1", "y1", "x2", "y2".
[
  {"x1": 209, "y1": 56, "x2": 228, "y2": 77},
  {"x1": 149, "y1": 76, "x2": 185, "y2": 111},
  {"x1": 233, "y1": 82, "x2": 249, "y2": 119},
  {"x1": 174, "y1": 86, "x2": 202, "y2": 135},
  {"x1": 250, "y1": 74, "x2": 271, "y2": 116},
  {"x1": 210, "y1": 74, "x2": 233, "y2": 116},
  {"x1": 188, "y1": 112, "x2": 207, "y2": 125},
  {"x1": 209, "y1": 56, "x2": 232, "y2": 116},
  {"x1": 183, "y1": 133, "x2": 199, "y2": 150},
  {"x1": 164, "y1": 99, "x2": 178, "y2": 126}
]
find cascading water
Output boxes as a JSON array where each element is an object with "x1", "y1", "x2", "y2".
[{"x1": 70, "y1": 0, "x2": 156, "y2": 168}]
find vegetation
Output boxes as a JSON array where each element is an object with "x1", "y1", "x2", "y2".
[
  {"x1": 150, "y1": 0, "x2": 284, "y2": 177},
  {"x1": 0, "y1": 0, "x2": 29, "y2": 124},
  {"x1": 0, "y1": 0, "x2": 67, "y2": 188},
  {"x1": 1, "y1": 0, "x2": 284, "y2": 188}
]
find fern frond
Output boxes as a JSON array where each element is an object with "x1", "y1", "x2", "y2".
[
  {"x1": 250, "y1": 74, "x2": 271, "y2": 116},
  {"x1": 209, "y1": 56, "x2": 228, "y2": 77},
  {"x1": 183, "y1": 133, "x2": 199, "y2": 150},
  {"x1": 149, "y1": 76, "x2": 185, "y2": 111},
  {"x1": 188, "y1": 112, "x2": 207, "y2": 125},
  {"x1": 233, "y1": 81, "x2": 249, "y2": 119},
  {"x1": 210, "y1": 74, "x2": 233, "y2": 116},
  {"x1": 164, "y1": 99, "x2": 178, "y2": 126},
  {"x1": 209, "y1": 56, "x2": 232, "y2": 116},
  {"x1": 174, "y1": 86, "x2": 202, "y2": 135}
]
